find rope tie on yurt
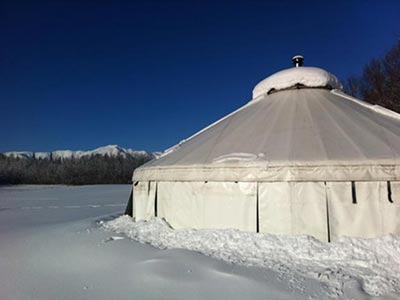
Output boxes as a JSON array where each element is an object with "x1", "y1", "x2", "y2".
[
  {"x1": 351, "y1": 181, "x2": 357, "y2": 204},
  {"x1": 154, "y1": 182, "x2": 158, "y2": 217},
  {"x1": 387, "y1": 181, "x2": 394, "y2": 203},
  {"x1": 256, "y1": 182, "x2": 259, "y2": 233},
  {"x1": 324, "y1": 182, "x2": 331, "y2": 243}
]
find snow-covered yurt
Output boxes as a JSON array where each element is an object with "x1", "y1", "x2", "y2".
[{"x1": 131, "y1": 56, "x2": 400, "y2": 242}]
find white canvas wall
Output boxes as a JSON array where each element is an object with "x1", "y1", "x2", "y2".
[
  {"x1": 259, "y1": 182, "x2": 328, "y2": 242},
  {"x1": 381, "y1": 181, "x2": 400, "y2": 234},
  {"x1": 157, "y1": 181, "x2": 257, "y2": 231},
  {"x1": 327, "y1": 181, "x2": 400, "y2": 240},
  {"x1": 133, "y1": 180, "x2": 400, "y2": 241},
  {"x1": 133, "y1": 181, "x2": 157, "y2": 221}
]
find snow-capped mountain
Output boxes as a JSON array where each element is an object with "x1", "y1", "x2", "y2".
[{"x1": 3, "y1": 145, "x2": 154, "y2": 160}]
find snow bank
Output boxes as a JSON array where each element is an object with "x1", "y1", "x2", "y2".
[
  {"x1": 103, "y1": 216, "x2": 400, "y2": 298},
  {"x1": 252, "y1": 67, "x2": 343, "y2": 98}
]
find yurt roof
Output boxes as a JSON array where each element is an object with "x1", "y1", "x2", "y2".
[{"x1": 134, "y1": 59, "x2": 400, "y2": 182}]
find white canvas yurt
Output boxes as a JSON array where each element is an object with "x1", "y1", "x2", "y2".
[{"x1": 131, "y1": 56, "x2": 400, "y2": 242}]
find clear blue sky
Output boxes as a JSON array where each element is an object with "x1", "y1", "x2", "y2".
[{"x1": 1, "y1": 0, "x2": 399, "y2": 152}]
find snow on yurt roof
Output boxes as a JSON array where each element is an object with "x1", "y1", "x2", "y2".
[{"x1": 252, "y1": 66, "x2": 343, "y2": 99}]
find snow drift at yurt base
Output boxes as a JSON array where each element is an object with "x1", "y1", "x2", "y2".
[{"x1": 130, "y1": 56, "x2": 400, "y2": 242}]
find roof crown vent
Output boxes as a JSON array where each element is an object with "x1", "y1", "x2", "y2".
[{"x1": 292, "y1": 55, "x2": 304, "y2": 67}]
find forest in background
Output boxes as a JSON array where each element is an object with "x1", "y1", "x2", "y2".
[
  {"x1": 0, "y1": 153, "x2": 153, "y2": 185},
  {"x1": 344, "y1": 40, "x2": 400, "y2": 113}
]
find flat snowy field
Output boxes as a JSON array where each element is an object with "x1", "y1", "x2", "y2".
[{"x1": 0, "y1": 185, "x2": 399, "y2": 300}]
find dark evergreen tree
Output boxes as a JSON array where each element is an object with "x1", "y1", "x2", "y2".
[
  {"x1": 344, "y1": 40, "x2": 400, "y2": 112},
  {"x1": 0, "y1": 153, "x2": 154, "y2": 185}
]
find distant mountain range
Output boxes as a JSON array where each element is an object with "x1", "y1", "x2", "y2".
[
  {"x1": 2, "y1": 145, "x2": 159, "y2": 160},
  {"x1": 0, "y1": 145, "x2": 158, "y2": 185}
]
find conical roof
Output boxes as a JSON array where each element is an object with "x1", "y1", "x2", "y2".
[{"x1": 134, "y1": 64, "x2": 400, "y2": 182}]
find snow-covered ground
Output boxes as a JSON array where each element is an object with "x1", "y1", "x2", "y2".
[{"x1": 0, "y1": 185, "x2": 399, "y2": 300}]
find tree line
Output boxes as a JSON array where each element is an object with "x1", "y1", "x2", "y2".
[
  {"x1": 0, "y1": 154, "x2": 153, "y2": 185},
  {"x1": 344, "y1": 40, "x2": 400, "y2": 113}
]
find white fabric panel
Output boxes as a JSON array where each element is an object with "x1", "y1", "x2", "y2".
[
  {"x1": 158, "y1": 181, "x2": 257, "y2": 231},
  {"x1": 202, "y1": 182, "x2": 257, "y2": 230},
  {"x1": 133, "y1": 181, "x2": 156, "y2": 221},
  {"x1": 157, "y1": 182, "x2": 202, "y2": 229},
  {"x1": 327, "y1": 182, "x2": 382, "y2": 240},
  {"x1": 259, "y1": 182, "x2": 292, "y2": 235},
  {"x1": 259, "y1": 182, "x2": 328, "y2": 242},
  {"x1": 380, "y1": 181, "x2": 400, "y2": 235},
  {"x1": 292, "y1": 182, "x2": 328, "y2": 241}
]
